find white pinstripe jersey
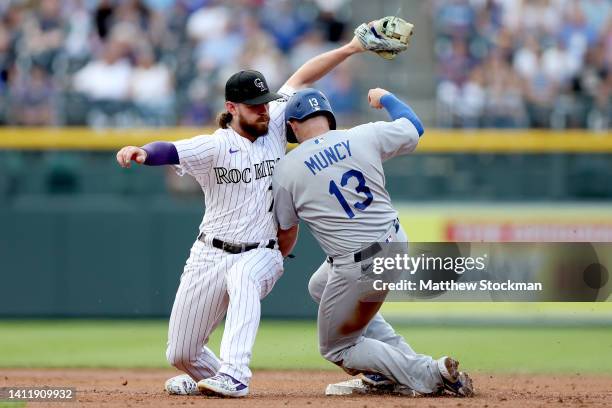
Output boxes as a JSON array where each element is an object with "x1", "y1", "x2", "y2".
[{"x1": 173, "y1": 85, "x2": 295, "y2": 243}]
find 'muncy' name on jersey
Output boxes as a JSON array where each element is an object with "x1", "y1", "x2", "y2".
[{"x1": 272, "y1": 117, "x2": 420, "y2": 257}]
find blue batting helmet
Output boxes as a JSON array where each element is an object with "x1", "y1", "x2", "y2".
[{"x1": 285, "y1": 88, "x2": 336, "y2": 143}]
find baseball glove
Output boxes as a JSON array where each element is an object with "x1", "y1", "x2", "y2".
[{"x1": 354, "y1": 16, "x2": 414, "y2": 60}]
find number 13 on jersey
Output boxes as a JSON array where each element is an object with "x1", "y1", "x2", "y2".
[{"x1": 329, "y1": 169, "x2": 374, "y2": 218}]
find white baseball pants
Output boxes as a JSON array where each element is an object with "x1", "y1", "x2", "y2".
[{"x1": 166, "y1": 239, "x2": 283, "y2": 385}]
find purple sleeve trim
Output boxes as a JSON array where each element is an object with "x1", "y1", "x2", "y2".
[{"x1": 142, "y1": 141, "x2": 179, "y2": 166}]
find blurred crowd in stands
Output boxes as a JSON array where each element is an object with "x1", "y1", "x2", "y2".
[
  {"x1": 0, "y1": 0, "x2": 609, "y2": 130},
  {"x1": 433, "y1": 0, "x2": 610, "y2": 129},
  {"x1": 0, "y1": 0, "x2": 357, "y2": 127}
]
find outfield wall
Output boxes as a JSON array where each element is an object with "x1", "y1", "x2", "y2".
[
  {"x1": 0, "y1": 196, "x2": 323, "y2": 318},
  {"x1": 0, "y1": 129, "x2": 610, "y2": 318},
  {"x1": 1, "y1": 200, "x2": 611, "y2": 318}
]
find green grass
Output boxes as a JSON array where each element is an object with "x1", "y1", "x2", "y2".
[
  {"x1": 380, "y1": 302, "x2": 612, "y2": 317},
  {"x1": 0, "y1": 320, "x2": 611, "y2": 374}
]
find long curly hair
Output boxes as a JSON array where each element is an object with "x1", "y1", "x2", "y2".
[{"x1": 217, "y1": 111, "x2": 233, "y2": 129}]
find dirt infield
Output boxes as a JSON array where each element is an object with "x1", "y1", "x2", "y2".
[{"x1": 0, "y1": 369, "x2": 610, "y2": 407}]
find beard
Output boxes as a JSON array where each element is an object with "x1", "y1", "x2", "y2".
[{"x1": 239, "y1": 115, "x2": 270, "y2": 138}]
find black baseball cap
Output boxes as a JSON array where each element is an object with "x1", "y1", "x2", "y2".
[{"x1": 225, "y1": 70, "x2": 282, "y2": 105}]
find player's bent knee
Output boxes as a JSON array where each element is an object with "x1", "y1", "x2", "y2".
[
  {"x1": 319, "y1": 343, "x2": 344, "y2": 364},
  {"x1": 307, "y1": 275, "x2": 323, "y2": 303},
  {"x1": 320, "y1": 345, "x2": 362, "y2": 375},
  {"x1": 227, "y1": 270, "x2": 260, "y2": 290},
  {"x1": 227, "y1": 271, "x2": 278, "y2": 300},
  {"x1": 227, "y1": 279, "x2": 262, "y2": 299}
]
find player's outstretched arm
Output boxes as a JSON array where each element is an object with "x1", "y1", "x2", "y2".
[
  {"x1": 116, "y1": 142, "x2": 180, "y2": 168},
  {"x1": 368, "y1": 87, "x2": 424, "y2": 136},
  {"x1": 284, "y1": 36, "x2": 365, "y2": 89},
  {"x1": 278, "y1": 224, "x2": 299, "y2": 258},
  {"x1": 364, "y1": 87, "x2": 424, "y2": 161}
]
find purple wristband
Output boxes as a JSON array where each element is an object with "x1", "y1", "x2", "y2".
[{"x1": 142, "y1": 141, "x2": 179, "y2": 166}]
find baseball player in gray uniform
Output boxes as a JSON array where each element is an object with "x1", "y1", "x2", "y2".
[
  {"x1": 116, "y1": 37, "x2": 368, "y2": 398},
  {"x1": 272, "y1": 87, "x2": 474, "y2": 397}
]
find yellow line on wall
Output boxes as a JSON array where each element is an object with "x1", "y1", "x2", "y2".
[
  {"x1": 0, "y1": 128, "x2": 611, "y2": 152},
  {"x1": 0, "y1": 128, "x2": 201, "y2": 150}
]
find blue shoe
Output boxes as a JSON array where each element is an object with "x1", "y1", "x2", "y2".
[
  {"x1": 437, "y1": 356, "x2": 474, "y2": 397},
  {"x1": 360, "y1": 373, "x2": 394, "y2": 388},
  {"x1": 197, "y1": 373, "x2": 249, "y2": 398}
]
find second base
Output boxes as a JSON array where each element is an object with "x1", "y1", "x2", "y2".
[
  {"x1": 325, "y1": 379, "x2": 418, "y2": 397},
  {"x1": 325, "y1": 379, "x2": 369, "y2": 396}
]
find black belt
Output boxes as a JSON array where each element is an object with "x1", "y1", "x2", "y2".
[
  {"x1": 327, "y1": 218, "x2": 400, "y2": 264},
  {"x1": 198, "y1": 233, "x2": 276, "y2": 254}
]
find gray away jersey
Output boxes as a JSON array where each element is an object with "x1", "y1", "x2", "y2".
[{"x1": 272, "y1": 117, "x2": 420, "y2": 257}]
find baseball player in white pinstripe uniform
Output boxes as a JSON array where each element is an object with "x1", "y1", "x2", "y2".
[{"x1": 116, "y1": 36, "x2": 367, "y2": 398}]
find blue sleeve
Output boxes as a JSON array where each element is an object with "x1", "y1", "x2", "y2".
[
  {"x1": 380, "y1": 93, "x2": 424, "y2": 137},
  {"x1": 142, "y1": 141, "x2": 179, "y2": 166}
]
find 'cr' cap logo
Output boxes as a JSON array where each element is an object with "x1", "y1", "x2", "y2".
[{"x1": 254, "y1": 78, "x2": 267, "y2": 92}]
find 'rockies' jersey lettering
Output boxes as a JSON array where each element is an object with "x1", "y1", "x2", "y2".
[
  {"x1": 254, "y1": 159, "x2": 279, "y2": 180},
  {"x1": 214, "y1": 167, "x2": 251, "y2": 184},
  {"x1": 214, "y1": 158, "x2": 280, "y2": 185},
  {"x1": 304, "y1": 140, "x2": 352, "y2": 175}
]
